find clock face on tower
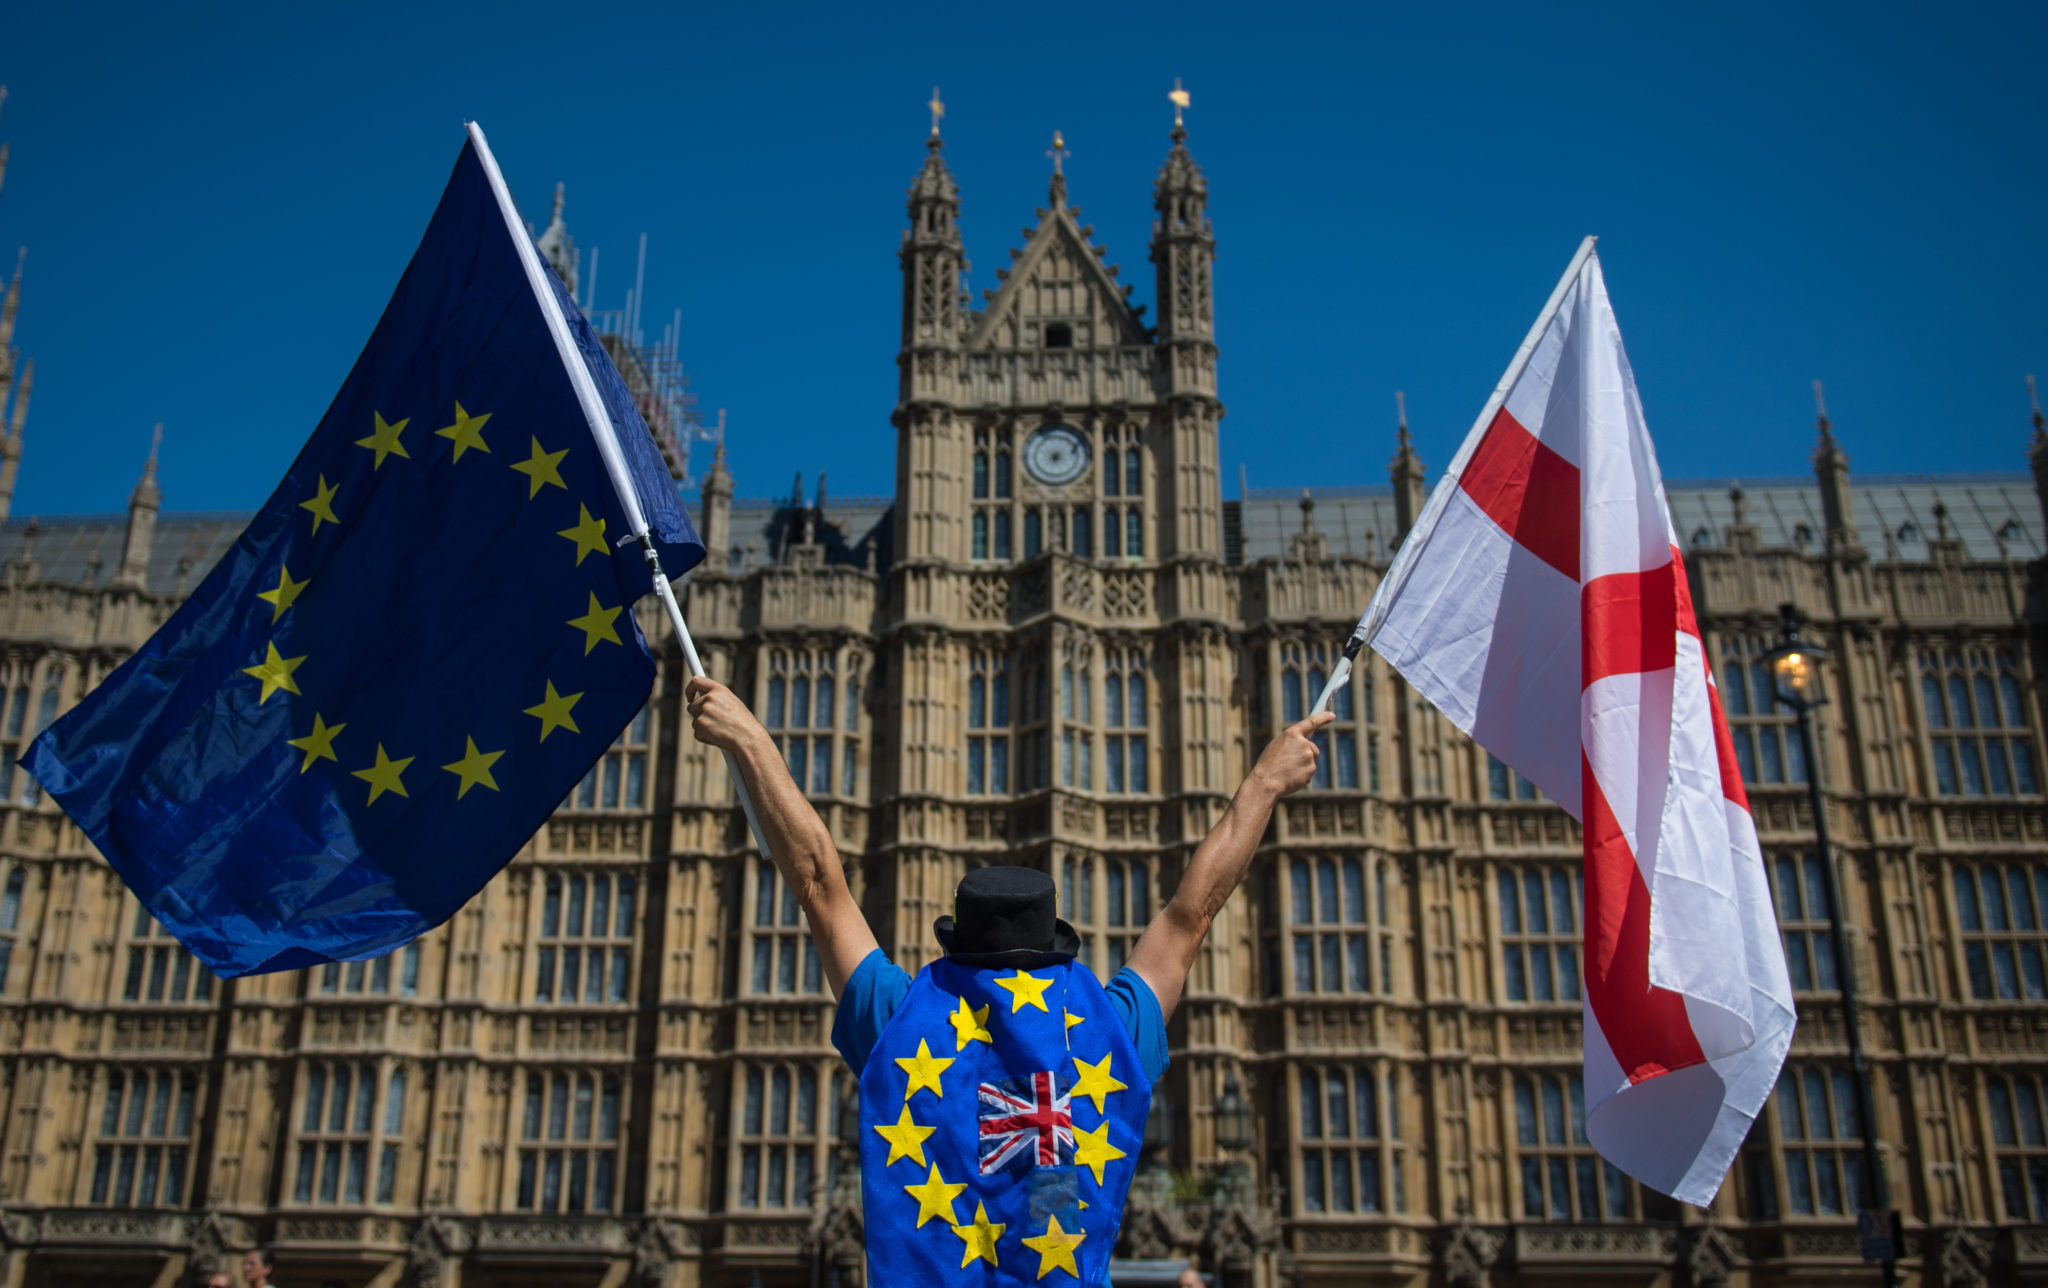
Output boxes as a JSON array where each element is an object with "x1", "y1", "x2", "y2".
[{"x1": 1023, "y1": 425, "x2": 1090, "y2": 486}]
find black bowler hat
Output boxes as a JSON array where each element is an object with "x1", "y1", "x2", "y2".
[{"x1": 933, "y1": 866, "x2": 1082, "y2": 966}]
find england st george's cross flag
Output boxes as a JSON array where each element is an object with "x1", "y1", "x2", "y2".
[
  {"x1": 27, "y1": 125, "x2": 703, "y2": 977},
  {"x1": 1351, "y1": 240, "x2": 1794, "y2": 1205}
]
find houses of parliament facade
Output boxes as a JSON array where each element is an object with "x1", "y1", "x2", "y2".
[{"x1": 0, "y1": 97, "x2": 2047, "y2": 1288}]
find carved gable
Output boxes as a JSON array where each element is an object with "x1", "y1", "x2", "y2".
[{"x1": 970, "y1": 209, "x2": 1146, "y2": 351}]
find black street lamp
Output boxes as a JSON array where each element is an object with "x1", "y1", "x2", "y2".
[{"x1": 1761, "y1": 604, "x2": 1899, "y2": 1286}]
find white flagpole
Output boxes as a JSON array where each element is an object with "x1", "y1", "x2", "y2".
[
  {"x1": 1311, "y1": 235, "x2": 1599, "y2": 717},
  {"x1": 467, "y1": 121, "x2": 770, "y2": 857}
]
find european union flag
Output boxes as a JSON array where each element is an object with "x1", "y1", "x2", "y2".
[{"x1": 26, "y1": 127, "x2": 703, "y2": 977}]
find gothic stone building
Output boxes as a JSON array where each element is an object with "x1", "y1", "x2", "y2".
[{"x1": 0, "y1": 115, "x2": 2044, "y2": 1288}]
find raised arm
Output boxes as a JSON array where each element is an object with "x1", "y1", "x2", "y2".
[
  {"x1": 1127, "y1": 710, "x2": 1334, "y2": 1021},
  {"x1": 685, "y1": 675, "x2": 879, "y2": 996}
]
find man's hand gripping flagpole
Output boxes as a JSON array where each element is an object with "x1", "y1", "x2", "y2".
[{"x1": 467, "y1": 120, "x2": 771, "y2": 858}]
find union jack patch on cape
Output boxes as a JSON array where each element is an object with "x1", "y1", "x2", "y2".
[{"x1": 977, "y1": 1070, "x2": 1075, "y2": 1174}]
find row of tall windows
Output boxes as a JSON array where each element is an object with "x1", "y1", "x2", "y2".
[
  {"x1": 1286, "y1": 857, "x2": 1395, "y2": 996},
  {"x1": 764, "y1": 649, "x2": 862, "y2": 797},
  {"x1": 966, "y1": 649, "x2": 1147, "y2": 795},
  {"x1": 518, "y1": 1071, "x2": 620, "y2": 1213},
  {"x1": 1058, "y1": 855, "x2": 1150, "y2": 974},
  {"x1": 750, "y1": 860, "x2": 824, "y2": 995},
  {"x1": 1746, "y1": 1065, "x2": 1871, "y2": 1219},
  {"x1": 1276, "y1": 642, "x2": 1376, "y2": 792},
  {"x1": 0, "y1": 659, "x2": 66, "y2": 805},
  {"x1": 90, "y1": 1070, "x2": 195, "y2": 1208},
  {"x1": 536, "y1": 872, "x2": 636, "y2": 1004},
  {"x1": 1297, "y1": 1066, "x2": 1401, "y2": 1213},
  {"x1": 969, "y1": 505, "x2": 1145, "y2": 561},
  {"x1": 293, "y1": 1061, "x2": 407, "y2": 1205},
  {"x1": 1923, "y1": 647, "x2": 2038, "y2": 796},
  {"x1": 736, "y1": 1062, "x2": 822, "y2": 1208},
  {"x1": 567, "y1": 699, "x2": 651, "y2": 811},
  {"x1": 1516, "y1": 1073, "x2": 1630, "y2": 1219},
  {"x1": 1498, "y1": 869, "x2": 1582, "y2": 1003}
]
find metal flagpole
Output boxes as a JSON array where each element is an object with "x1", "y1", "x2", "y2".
[
  {"x1": 467, "y1": 120, "x2": 771, "y2": 857},
  {"x1": 1311, "y1": 235, "x2": 1600, "y2": 718}
]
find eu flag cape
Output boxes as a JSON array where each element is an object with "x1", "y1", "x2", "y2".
[
  {"x1": 26, "y1": 126, "x2": 703, "y2": 977},
  {"x1": 858, "y1": 959, "x2": 1151, "y2": 1287}
]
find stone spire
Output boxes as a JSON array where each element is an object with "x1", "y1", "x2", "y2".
[
  {"x1": 0, "y1": 249, "x2": 29, "y2": 525},
  {"x1": 534, "y1": 182, "x2": 578, "y2": 299},
  {"x1": 1149, "y1": 88, "x2": 1224, "y2": 558},
  {"x1": 117, "y1": 425, "x2": 163, "y2": 588},
  {"x1": 901, "y1": 98, "x2": 964, "y2": 351},
  {"x1": 699, "y1": 411, "x2": 733, "y2": 572},
  {"x1": 2028, "y1": 375, "x2": 2048, "y2": 536},
  {"x1": 1810, "y1": 380, "x2": 1859, "y2": 552},
  {"x1": 1390, "y1": 391, "x2": 1426, "y2": 545}
]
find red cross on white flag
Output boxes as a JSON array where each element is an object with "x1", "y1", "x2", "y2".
[{"x1": 1357, "y1": 239, "x2": 1795, "y2": 1205}]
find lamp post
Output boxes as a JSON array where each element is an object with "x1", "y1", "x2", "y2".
[{"x1": 1761, "y1": 604, "x2": 1899, "y2": 1286}]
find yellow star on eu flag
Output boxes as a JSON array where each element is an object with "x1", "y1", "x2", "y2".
[
  {"x1": 896, "y1": 1038, "x2": 955, "y2": 1102},
  {"x1": 510, "y1": 436, "x2": 568, "y2": 498},
  {"x1": 1021, "y1": 1213, "x2": 1086, "y2": 1280},
  {"x1": 286, "y1": 712, "x2": 345, "y2": 772},
  {"x1": 566, "y1": 593, "x2": 623, "y2": 654},
  {"x1": 873, "y1": 1106, "x2": 936, "y2": 1168},
  {"x1": 1070, "y1": 1053, "x2": 1128, "y2": 1115},
  {"x1": 995, "y1": 969, "x2": 1054, "y2": 1013},
  {"x1": 948, "y1": 996, "x2": 993, "y2": 1050},
  {"x1": 256, "y1": 564, "x2": 309, "y2": 623},
  {"x1": 903, "y1": 1162, "x2": 966, "y2": 1229},
  {"x1": 557, "y1": 504, "x2": 609, "y2": 566},
  {"x1": 441, "y1": 737, "x2": 504, "y2": 799},
  {"x1": 299, "y1": 475, "x2": 340, "y2": 534},
  {"x1": 523, "y1": 680, "x2": 582, "y2": 741},
  {"x1": 952, "y1": 1202, "x2": 1004, "y2": 1269},
  {"x1": 355, "y1": 411, "x2": 411, "y2": 469},
  {"x1": 1065, "y1": 1010, "x2": 1085, "y2": 1032},
  {"x1": 434, "y1": 402, "x2": 492, "y2": 461},
  {"x1": 1073, "y1": 1122, "x2": 1126, "y2": 1185},
  {"x1": 242, "y1": 641, "x2": 306, "y2": 703},
  {"x1": 351, "y1": 744, "x2": 413, "y2": 805}
]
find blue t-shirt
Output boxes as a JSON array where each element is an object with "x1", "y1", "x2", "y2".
[{"x1": 831, "y1": 949, "x2": 1171, "y2": 1085}]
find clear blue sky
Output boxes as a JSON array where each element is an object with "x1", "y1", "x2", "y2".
[{"x1": 2, "y1": 1, "x2": 2043, "y2": 516}]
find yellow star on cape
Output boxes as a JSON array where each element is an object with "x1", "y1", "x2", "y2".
[
  {"x1": 510, "y1": 436, "x2": 568, "y2": 497},
  {"x1": 299, "y1": 475, "x2": 340, "y2": 534},
  {"x1": 948, "y1": 995, "x2": 993, "y2": 1050},
  {"x1": 566, "y1": 593, "x2": 624, "y2": 654},
  {"x1": 1022, "y1": 1214, "x2": 1086, "y2": 1280},
  {"x1": 285, "y1": 712, "x2": 345, "y2": 772},
  {"x1": 434, "y1": 402, "x2": 492, "y2": 461},
  {"x1": 355, "y1": 411, "x2": 411, "y2": 469},
  {"x1": 523, "y1": 680, "x2": 583, "y2": 741},
  {"x1": 1070, "y1": 1053, "x2": 1128, "y2": 1115},
  {"x1": 1073, "y1": 1122, "x2": 1127, "y2": 1185},
  {"x1": 1065, "y1": 1010, "x2": 1085, "y2": 1032},
  {"x1": 896, "y1": 1038, "x2": 955, "y2": 1101},
  {"x1": 903, "y1": 1163, "x2": 967, "y2": 1229},
  {"x1": 995, "y1": 969, "x2": 1054, "y2": 1013},
  {"x1": 441, "y1": 737, "x2": 504, "y2": 799},
  {"x1": 241, "y1": 641, "x2": 306, "y2": 703},
  {"x1": 556, "y1": 504, "x2": 609, "y2": 566},
  {"x1": 351, "y1": 744, "x2": 414, "y2": 805},
  {"x1": 872, "y1": 1106, "x2": 935, "y2": 1168},
  {"x1": 256, "y1": 564, "x2": 309, "y2": 623},
  {"x1": 951, "y1": 1201, "x2": 1004, "y2": 1269}
]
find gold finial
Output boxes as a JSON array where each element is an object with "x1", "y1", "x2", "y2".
[
  {"x1": 1047, "y1": 130, "x2": 1069, "y2": 177},
  {"x1": 1168, "y1": 78, "x2": 1191, "y2": 130},
  {"x1": 928, "y1": 86, "x2": 945, "y2": 139}
]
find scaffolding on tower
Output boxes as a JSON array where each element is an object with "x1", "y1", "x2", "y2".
[{"x1": 580, "y1": 233, "x2": 716, "y2": 489}]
